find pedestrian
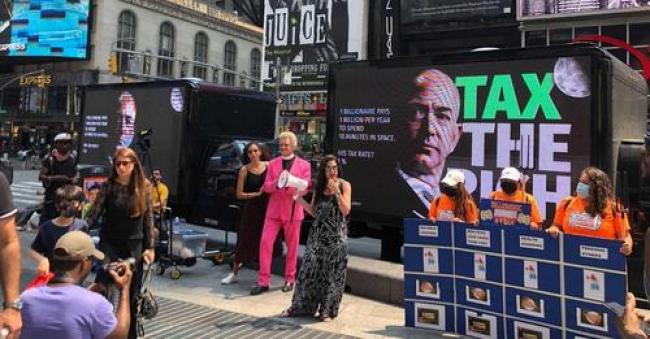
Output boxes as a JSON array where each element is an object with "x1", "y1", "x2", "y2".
[
  {"x1": 428, "y1": 169, "x2": 478, "y2": 224},
  {"x1": 150, "y1": 169, "x2": 169, "y2": 215},
  {"x1": 85, "y1": 147, "x2": 155, "y2": 339},
  {"x1": 546, "y1": 167, "x2": 633, "y2": 255},
  {"x1": 38, "y1": 132, "x2": 78, "y2": 223},
  {"x1": 221, "y1": 142, "x2": 281, "y2": 284},
  {"x1": 21, "y1": 231, "x2": 132, "y2": 339},
  {"x1": 0, "y1": 172, "x2": 21, "y2": 338},
  {"x1": 489, "y1": 167, "x2": 543, "y2": 229},
  {"x1": 30, "y1": 185, "x2": 88, "y2": 277},
  {"x1": 281, "y1": 155, "x2": 351, "y2": 321},
  {"x1": 82, "y1": 183, "x2": 101, "y2": 220},
  {"x1": 251, "y1": 132, "x2": 311, "y2": 295}
]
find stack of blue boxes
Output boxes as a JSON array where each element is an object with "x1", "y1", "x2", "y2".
[{"x1": 404, "y1": 199, "x2": 627, "y2": 339}]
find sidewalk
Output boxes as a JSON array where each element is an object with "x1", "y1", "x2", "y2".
[{"x1": 149, "y1": 258, "x2": 443, "y2": 339}]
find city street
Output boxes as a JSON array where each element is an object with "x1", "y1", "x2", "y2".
[{"x1": 13, "y1": 168, "x2": 440, "y2": 339}]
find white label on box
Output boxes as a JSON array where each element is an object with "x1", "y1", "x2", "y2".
[
  {"x1": 466, "y1": 229, "x2": 491, "y2": 248},
  {"x1": 513, "y1": 321, "x2": 550, "y2": 339},
  {"x1": 523, "y1": 260, "x2": 539, "y2": 289},
  {"x1": 474, "y1": 253, "x2": 487, "y2": 280},
  {"x1": 579, "y1": 245, "x2": 609, "y2": 260},
  {"x1": 419, "y1": 225, "x2": 438, "y2": 238},
  {"x1": 519, "y1": 235, "x2": 544, "y2": 251},
  {"x1": 422, "y1": 247, "x2": 439, "y2": 273},
  {"x1": 583, "y1": 270, "x2": 605, "y2": 301}
]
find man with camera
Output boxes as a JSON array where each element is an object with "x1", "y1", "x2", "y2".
[{"x1": 20, "y1": 231, "x2": 132, "y2": 339}]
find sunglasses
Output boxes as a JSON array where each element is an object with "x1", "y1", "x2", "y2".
[{"x1": 114, "y1": 160, "x2": 133, "y2": 168}]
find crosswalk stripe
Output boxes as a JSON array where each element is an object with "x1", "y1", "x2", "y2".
[
  {"x1": 10, "y1": 187, "x2": 39, "y2": 193},
  {"x1": 13, "y1": 198, "x2": 41, "y2": 205},
  {"x1": 10, "y1": 192, "x2": 41, "y2": 199}
]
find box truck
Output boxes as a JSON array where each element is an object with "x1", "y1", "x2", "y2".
[
  {"x1": 327, "y1": 44, "x2": 649, "y2": 297},
  {"x1": 78, "y1": 80, "x2": 276, "y2": 229}
]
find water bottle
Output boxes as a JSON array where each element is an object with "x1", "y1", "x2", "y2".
[{"x1": 173, "y1": 217, "x2": 181, "y2": 231}]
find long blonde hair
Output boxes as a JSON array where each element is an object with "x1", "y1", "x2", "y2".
[{"x1": 111, "y1": 148, "x2": 149, "y2": 217}]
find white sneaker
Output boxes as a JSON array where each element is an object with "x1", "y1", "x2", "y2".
[{"x1": 221, "y1": 273, "x2": 238, "y2": 285}]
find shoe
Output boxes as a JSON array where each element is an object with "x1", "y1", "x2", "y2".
[
  {"x1": 221, "y1": 273, "x2": 238, "y2": 285},
  {"x1": 282, "y1": 282, "x2": 294, "y2": 293},
  {"x1": 250, "y1": 285, "x2": 269, "y2": 295}
]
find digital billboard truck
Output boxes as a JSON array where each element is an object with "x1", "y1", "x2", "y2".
[
  {"x1": 78, "y1": 80, "x2": 276, "y2": 229},
  {"x1": 327, "y1": 44, "x2": 649, "y2": 297}
]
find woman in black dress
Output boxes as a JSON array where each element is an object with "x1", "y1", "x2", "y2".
[
  {"x1": 86, "y1": 147, "x2": 154, "y2": 339},
  {"x1": 282, "y1": 154, "x2": 352, "y2": 322},
  {"x1": 221, "y1": 142, "x2": 280, "y2": 284}
]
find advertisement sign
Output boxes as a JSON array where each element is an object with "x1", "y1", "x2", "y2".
[
  {"x1": 332, "y1": 57, "x2": 591, "y2": 221},
  {"x1": 80, "y1": 85, "x2": 187, "y2": 192},
  {"x1": 401, "y1": 0, "x2": 513, "y2": 24},
  {"x1": 403, "y1": 218, "x2": 627, "y2": 338},
  {"x1": 518, "y1": 0, "x2": 650, "y2": 20},
  {"x1": 380, "y1": 0, "x2": 399, "y2": 59},
  {"x1": 263, "y1": 0, "x2": 367, "y2": 91},
  {"x1": 0, "y1": 0, "x2": 90, "y2": 58}
]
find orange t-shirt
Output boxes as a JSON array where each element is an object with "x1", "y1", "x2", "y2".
[
  {"x1": 553, "y1": 196, "x2": 629, "y2": 240},
  {"x1": 428, "y1": 194, "x2": 478, "y2": 223},
  {"x1": 489, "y1": 190, "x2": 544, "y2": 224}
]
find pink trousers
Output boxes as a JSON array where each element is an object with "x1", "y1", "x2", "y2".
[{"x1": 258, "y1": 217, "x2": 301, "y2": 287}]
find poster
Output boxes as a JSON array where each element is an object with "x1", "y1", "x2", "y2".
[
  {"x1": 331, "y1": 57, "x2": 592, "y2": 221},
  {"x1": 263, "y1": 0, "x2": 367, "y2": 91},
  {"x1": 518, "y1": 0, "x2": 650, "y2": 19},
  {"x1": 402, "y1": 0, "x2": 513, "y2": 24},
  {"x1": 0, "y1": 0, "x2": 90, "y2": 58}
]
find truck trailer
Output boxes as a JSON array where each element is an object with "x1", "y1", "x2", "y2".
[{"x1": 326, "y1": 44, "x2": 649, "y2": 298}]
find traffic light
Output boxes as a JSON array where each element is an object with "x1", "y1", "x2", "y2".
[{"x1": 108, "y1": 53, "x2": 118, "y2": 75}]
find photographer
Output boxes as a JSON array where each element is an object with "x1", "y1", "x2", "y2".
[
  {"x1": 38, "y1": 133, "x2": 78, "y2": 223},
  {"x1": 20, "y1": 231, "x2": 132, "y2": 339}
]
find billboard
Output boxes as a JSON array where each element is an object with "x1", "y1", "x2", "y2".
[
  {"x1": 0, "y1": 0, "x2": 90, "y2": 58},
  {"x1": 331, "y1": 57, "x2": 592, "y2": 222},
  {"x1": 80, "y1": 85, "x2": 187, "y2": 192},
  {"x1": 518, "y1": 0, "x2": 650, "y2": 19},
  {"x1": 262, "y1": 0, "x2": 367, "y2": 91},
  {"x1": 401, "y1": 0, "x2": 514, "y2": 25}
]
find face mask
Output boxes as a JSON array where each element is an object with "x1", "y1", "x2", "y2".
[
  {"x1": 59, "y1": 201, "x2": 79, "y2": 218},
  {"x1": 500, "y1": 181, "x2": 518, "y2": 195},
  {"x1": 576, "y1": 182, "x2": 591, "y2": 198},
  {"x1": 440, "y1": 183, "x2": 457, "y2": 197}
]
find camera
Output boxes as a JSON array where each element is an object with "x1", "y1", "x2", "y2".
[{"x1": 102, "y1": 257, "x2": 136, "y2": 278}]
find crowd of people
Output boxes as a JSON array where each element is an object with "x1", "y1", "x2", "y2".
[{"x1": 0, "y1": 128, "x2": 644, "y2": 338}]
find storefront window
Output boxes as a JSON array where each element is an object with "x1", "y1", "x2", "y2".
[
  {"x1": 20, "y1": 87, "x2": 47, "y2": 114},
  {"x1": 549, "y1": 28, "x2": 572, "y2": 45},
  {"x1": 601, "y1": 25, "x2": 626, "y2": 42},
  {"x1": 47, "y1": 87, "x2": 67, "y2": 115},
  {"x1": 524, "y1": 30, "x2": 547, "y2": 47},
  {"x1": 630, "y1": 23, "x2": 650, "y2": 45}
]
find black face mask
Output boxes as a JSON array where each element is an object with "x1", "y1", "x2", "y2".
[
  {"x1": 58, "y1": 201, "x2": 79, "y2": 218},
  {"x1": 500, "y1": 181, "x2": 518, "y2": 195},
  {"x1": 440, "y1": 183, "x2": 457, "y2": 197}
]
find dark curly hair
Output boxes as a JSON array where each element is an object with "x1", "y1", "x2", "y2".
[
  {"x1": 581, "y1": 167, "x2": 612, "y2": 217},
  {"x1": 452, "y1": 183, "x2": 473, "y2": 221},
  {"x1": 314, "y1": 155, "x2": 340, "y2": 204}
]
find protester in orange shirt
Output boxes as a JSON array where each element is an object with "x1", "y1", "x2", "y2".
[
  {"x1": 489, "y1": 167, "x2": 543, "y2": 229},
  {"x1": 546, "y1": 167, "x2": 632, "y2": 255},
  {"x1": 429, "y1": 169, "x2": 478, "y2": 224}
]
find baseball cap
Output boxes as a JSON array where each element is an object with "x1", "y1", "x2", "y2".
[
  {"x1": 500, "y1": 167, "x2": 521, "y2": 182},
  {"x1": 54, "y1": 133, "x2": 72, "y2": 142},
  {"x1": 441, "y1": 169, "x2": 465, "y2": 187},
  {"x1": 53, "y1": 231, "x2": 104, "y2": 261}
]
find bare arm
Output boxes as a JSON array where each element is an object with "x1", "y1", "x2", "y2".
[
  {"x1": 335, "y1": 180, "x2": 352, "y2": 217},
  {"x1": 296, "y1": 193, "x2": 316, "y2": 217},
  {"x1": 106, "y1": 269, "x2": 131, "y2": 339},
  {"x1": 0, "y1": 215, "x2": 20, "y2": 303}
]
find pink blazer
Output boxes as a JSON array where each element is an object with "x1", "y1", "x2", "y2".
[{"x1": 263, "y1": 156, "x2": 311, "y2": 222}]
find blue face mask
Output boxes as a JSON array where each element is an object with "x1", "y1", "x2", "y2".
[{"x1": 576, "y1": 182, "x2": 590, "y2": 198}]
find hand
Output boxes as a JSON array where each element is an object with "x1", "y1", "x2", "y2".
[
  {"x1": 109, "y1": 263, "x2": 133, "y2": 290},
  {"x1": 546, "y1": 225, "x2": 561, "y2": 237},
  {"x1": 452, "y1": 217, "x2": 464, "y2": 223},
  {"x1": 87, "y1": 283, "x2": 107, "y2": 294},
  {"x1": 0, "y1": 308, "x2": 22, "y2": 339},
  {"x1": 35, "y1": 258, "x2": 50, "y2": 276},
  {"x1": 530, "y1": 222, "x2": 540, "y2": 230},
  {"x1": 617, "y1": 293, "x2": 648, "y2": 339},
  {"x1": 143, "y1": 249, "x2": 155, "y2": 264},
  {"x1": 327, "y1": 179, "x2": 339, "y2": 194},
  {"x1": 621, "y1": 238, "x2": 633, "y2": 256}
]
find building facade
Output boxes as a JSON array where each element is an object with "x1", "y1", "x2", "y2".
[{"x1": 0, "y1": 0, "x2": 263, "y2": 151}]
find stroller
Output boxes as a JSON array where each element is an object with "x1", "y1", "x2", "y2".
[{"x1": 154, "y1": 207, "x2": 207, "y2": 279}]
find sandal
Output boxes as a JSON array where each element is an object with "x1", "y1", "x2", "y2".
[{"x1": 280, "y1": 308, "x2": 292, "y2": 317}]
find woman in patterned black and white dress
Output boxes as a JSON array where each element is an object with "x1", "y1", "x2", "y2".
[{"x1": 282, "y1": 155, "x2": 352, "y2": 322}]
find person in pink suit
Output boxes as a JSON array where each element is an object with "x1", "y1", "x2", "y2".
[{"x1": 251, "y1": 132, "x2": 311, "y2": 295}]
